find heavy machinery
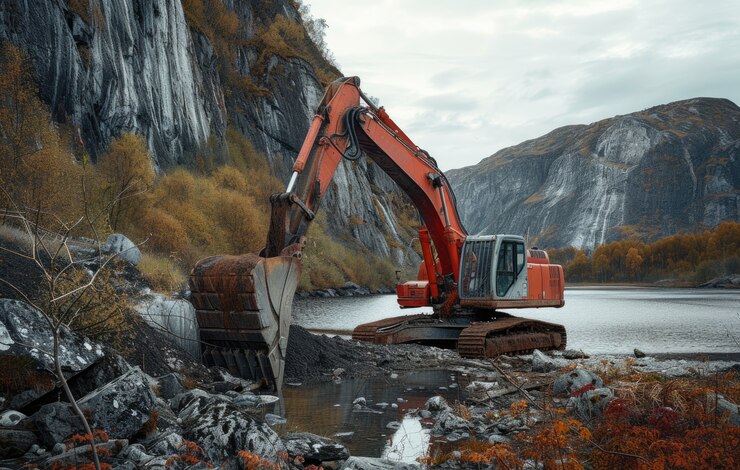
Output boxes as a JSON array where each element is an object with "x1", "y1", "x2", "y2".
[{"x1": 189, "y1": 76, "x2": 565, "y2": 390}]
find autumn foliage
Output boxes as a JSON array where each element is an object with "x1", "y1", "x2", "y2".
[{"x1": 549, "y1": 222, "x2": 740, "y2": 284}]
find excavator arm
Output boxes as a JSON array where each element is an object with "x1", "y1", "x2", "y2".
[{"x1": 265, "y1": 76, "x2": 466, "y2": 302}]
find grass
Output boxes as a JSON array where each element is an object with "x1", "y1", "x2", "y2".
[{"x1": 138, "y1": 253, "x2": 187, "y2": 293}]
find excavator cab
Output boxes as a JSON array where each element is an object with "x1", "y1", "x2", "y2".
[{"x1": 459, "y1": 235, "x2": 564, "y2": 309}]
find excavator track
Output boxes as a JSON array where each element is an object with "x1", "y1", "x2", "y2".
[
  {"x1": 458, "y1": 317, "x2": 567, "y2": 358},
  {"x1": 353, "y1": 313, "x2": 566, "y2": 358}
]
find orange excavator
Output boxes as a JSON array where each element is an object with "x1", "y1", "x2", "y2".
[{"x1": 189, "y1": 77, "x2": 565, "y2": 390}]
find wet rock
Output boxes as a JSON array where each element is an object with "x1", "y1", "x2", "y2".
[
  {"x1": 424, "y1": 396, "x2": 450, "y2": 412},
  {"x1": 340, "y1": 456, "x2": 420, "y2": 469},
  {"x1": 32, "y1": 402, "x2": 84, "y2": 447},
  {"x1": 103, "y1": 234, "x2": 141, "y2": 265},
  {"x1": 385, "y1": 421, "x2": 401, "y2": 430},
  {"x1": 51, "y1": 442, "x2": 66, "y2": 455},
  {"x1": 265, "y1": 413, "x2": 287, "y2": 426},
  {"x1": 567, "y1": 387, "x2": 614, "y2": 421},
  {"x1": 0, "y1": 410, "x2": 26, "y2": 426},
  {"x1": 488, "y1": 434, "x2": 512, "y2": 445},
  {"x1": 553, "y1": 369, "x2": 604, "y2": 396},
  {"x1": 232, "y1": 391, "x2": 260, "y2": 408},
  {"x1": 698, "y1": 275, "x2": 740, "y2": 288},
  {"x1": 634, "y1": 348, "x2": 646, "y2": 358},
  {"x1": 0, "y1": 427, "x2": 37, "y2": 458},
  {"x1": 156, "y1": 373, "x2": 184, "y2": 400},
  {"x1": 333, "y1": 368, "x2": 345, "y2": 377},
  {"x1": 446, "y1": 431, "x2": 470, "y2": 442},
  {"x1": 77, "y1": 367, "x2": 156, "y2": 439},
  {"x1": 283, "y1": 432, "x2": 349, "y2": 464},
  {"x1": 562, "y1": 350, "x2": 590, "y2": 360},
  {"x1": 431, "y1": 409, "x2": 470, "y2": 435},
  {"x1": 119, "y1": 443, "x2": 154, "y2": 464},
  {"x1": 146, "y1": 431, "x2": 184, "y2": 456},
  {"x1": 180, "y1": 393, "x2": 286, "y2": 464},
  {"x1": 532, "y1": 349, "x2": 567, "y2": 372},
  {"x1": 353, "y1": 397, "x2": 367, "y2": 407}
]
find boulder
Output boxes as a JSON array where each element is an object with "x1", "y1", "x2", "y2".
[
  {"x1": 567, "y1": 388, "x2": 614, "y2": 421},
  {"x1": 553, "y1": 369, "x2": 604, "y2": 396},
  {"x1": 134, "y1": 296, "x2": 199, "y2": 359},
  {"x1": 0, "y1": 410, "x2": 26, "y2": 427},
  {"x1": 146, "y1": 431, "x2": 184, "y2": 456},
  {"x1": 532, "y1": 349, "x2": 567, "y2": 372},
  {"x1": 32, "y1": 402, "x2": 86, "y2": 447},
  {"x1": 340, "y1": 456, "x2": 420, "y2": 469},
  {"x1": 283, "y1": 432, "x2": 349, "y2": 464},
  {"x1": 431, "y1": 409, "x2": 470, "y2": 436},
  {"x1": 77, "y1": 367, "x2": 156, "y2": 440},
  {"x1": 102, "y1": 234, "x2": 141, "y2": 265},
  {"x1": 156, "y1": 373, "x2": 184, "y2": 400},
  {"x1": 0, "y1": 299, "x2": 104, "y2": 373},
  {"x1": 707, "y1": 392, "x2": 740, "y2": 426},
  {"x1": 424, "y1": 396, "x2": 450, "y2": 412},
  {"x1": 634, "y1": 348, "x2": 646, "y2": 358},
  {"x1": 0, "y1": 428, "x2": 37, "y2": 458},
  {"x1": 181, "y1": 394, "x2": 286, "y2": 465},
  {"x1": 562, "y1": 350, "x2": 590, "y2": 359}
]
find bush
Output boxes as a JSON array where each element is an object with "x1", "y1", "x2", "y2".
[{"x1": 138, "y1": 208, "x2": 191, "y2": 254}]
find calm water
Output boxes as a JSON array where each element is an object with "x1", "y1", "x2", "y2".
[
  {"x1": 280, "y1": 287, "x2": 739, "y2": 461},
  {"x1": 269, "y1": 370, "x2": 467, "y2": 460},
  {"x1": 293, "y1": 287, "x2": 740, "y2": 354}
]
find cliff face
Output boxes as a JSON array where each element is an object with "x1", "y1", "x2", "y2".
[
  {"x1": 0, "y1": 0, "x2": 416, "y2": 267},
  {"x1": 447, "y1": 98, "x2": 740, "y2": 249}
]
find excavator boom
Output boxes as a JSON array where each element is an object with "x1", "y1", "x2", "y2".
[{"x1": 189, "y1": 77, "x2": 565, "y2": 390}]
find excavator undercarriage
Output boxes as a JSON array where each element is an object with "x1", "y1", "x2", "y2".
[{"x1": 352, "y1": 312, "x2": 566, "y2": 357}]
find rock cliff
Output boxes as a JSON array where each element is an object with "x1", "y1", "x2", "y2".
[
  {"x1": 0, "y1": 0, "x2": 415, "y2": 268},
  {"x1": 447, "y1": 98, "x2": 740, "y2": 249}
]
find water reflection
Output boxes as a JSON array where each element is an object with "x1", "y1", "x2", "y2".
[
  {"x1": 269, "y1": 370, "x2": 467, "y2": 458},
  {"x1": 381, "y1": 417, "x2": 430, "y2": 463}
]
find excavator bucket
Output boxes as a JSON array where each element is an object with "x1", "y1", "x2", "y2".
[{"x1": 189, "y1": 253, "x2": 301, "y2": 390}]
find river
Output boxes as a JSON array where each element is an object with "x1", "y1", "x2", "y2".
[{"x1": 293, "y1": 287, "x2": 740, "y2": 355}]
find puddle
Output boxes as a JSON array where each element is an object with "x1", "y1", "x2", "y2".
[{"x1": 264, "y1": 369, "x2": 468, "y2": 460}]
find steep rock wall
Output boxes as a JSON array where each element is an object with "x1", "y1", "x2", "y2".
[
  {"x1": 0, "y1": 0, "x2": 417, "y2": 269},
  {"x1": 447, "y1": 98, "x2": 740, "y2": 250}
]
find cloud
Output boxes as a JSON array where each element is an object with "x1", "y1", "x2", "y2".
[{"x1": 307, "y1": 0, "x2": 740, "y2": 170}]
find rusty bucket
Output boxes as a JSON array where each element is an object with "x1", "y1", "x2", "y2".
[{"x1": 189, "y1": 253, "x2": 301, "y2": 390}]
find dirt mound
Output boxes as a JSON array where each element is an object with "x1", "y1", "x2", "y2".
[{"x1": 284, "y1": 325, "x2": 383, "y2": 383}]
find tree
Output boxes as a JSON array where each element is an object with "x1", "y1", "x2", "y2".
[
  {"x1": 0, "y1": 187, "x2": 140, "y2": 470},
  {"x1": 625, "y1": 247, "x2": 644, "y2": 280},
  {"x1": 96, "y1": 133, "x2": 155, "y2": 231}
]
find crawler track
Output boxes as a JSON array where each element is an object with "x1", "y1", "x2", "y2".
[
  {"x1": 352, "y1": 313, "x2": 566, "y2": 358},
  {"x1": 457, "y1": 317, "x2": 566, "y2": 358}
]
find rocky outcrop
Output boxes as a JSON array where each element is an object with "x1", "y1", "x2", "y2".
[{"x1": 448, "y1": 98, "x2": 740, "y2": 249}]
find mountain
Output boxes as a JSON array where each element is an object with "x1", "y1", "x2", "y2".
[
  {"x1": 447, "y1": 98, "x2": 740, "y2": 250},
  {"x1": 0, "y1": 0, "x2": 417, "y2": 277}
]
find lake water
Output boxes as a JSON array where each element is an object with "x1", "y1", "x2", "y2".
[
  {"x1": 281, "y1": 287, "x2": 739, "y2": 462},
  {"x1": 293, "y1": 287, "x2": 740, "y2": 355}
]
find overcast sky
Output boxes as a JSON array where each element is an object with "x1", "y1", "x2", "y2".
[{"x1": 306, "y1": 0, "x2": 740, "y2": 170}]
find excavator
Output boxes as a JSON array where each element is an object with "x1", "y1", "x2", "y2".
[{"x1": 189, "y1": 77, "x2": 565, "y2": 390}]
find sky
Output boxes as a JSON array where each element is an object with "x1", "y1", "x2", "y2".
[{"x1": 306, "y1": 0, "x2": 740, "y2": 171}]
